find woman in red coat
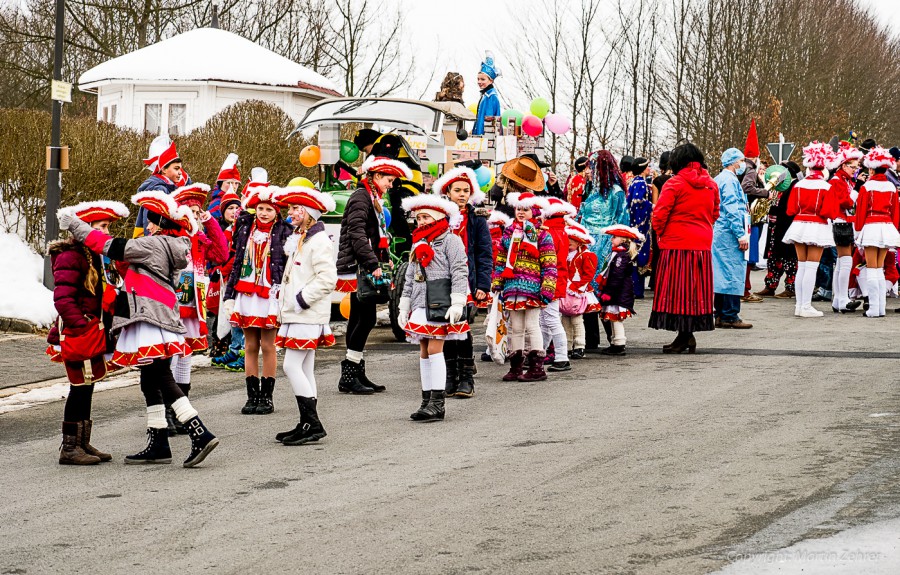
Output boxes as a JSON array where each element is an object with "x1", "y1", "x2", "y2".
[
  {"x1": 649, "y1": 143, "x2": 720, "y2": 353},
  {"x1": 46, "y1": 201, "x2": 129, "y2": 465}
]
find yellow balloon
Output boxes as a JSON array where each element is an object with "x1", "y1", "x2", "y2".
[
  {"x1": 287, "y1": 177, "x2": 314, "y2": 188},
  {"x1": 339, "y1": 293, "x2": 352, "y2": 319},
  {"x1": 467, "y1": 102, "x2": 478, "y2": 115}
]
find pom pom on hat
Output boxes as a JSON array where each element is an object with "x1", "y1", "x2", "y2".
[
  {"x1": 803, "y1": 141, "x2": 837, "y2": 169},
  {"x1": 864, "y1": 146, "x2": 895, "y2": 170}
]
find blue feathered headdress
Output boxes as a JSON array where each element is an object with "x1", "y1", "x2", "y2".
[{"x1": 480, "y1": 51, "x2": 500, "y2": 80}]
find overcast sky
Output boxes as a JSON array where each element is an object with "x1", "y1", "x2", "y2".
[{"x1": 402, "y1": 0, "x2": 900, "y2": 108}]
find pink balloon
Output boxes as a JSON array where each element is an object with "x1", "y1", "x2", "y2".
[
  {"x1": 522, "y1": 115, "x2": 543, "y2": 137},
  {"x1": 545, "y1": 113, "x2": 571, "y2": 135}
]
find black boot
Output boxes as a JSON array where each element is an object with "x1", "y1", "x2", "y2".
[
  {"x1": 183, "y1": 416, "x2": 219, "y2": 468},
  {"x1": 409, "y1": 390, "x2": 431, "y2": 420},
  {"x1": 357, "y1": 360, "x2": 386, "y2": 392},
  {"x1": 570, "y1": 348, "x2": 585, "y2": 360},
  {"x1": 455, "y1": 358, "x2": 475, "y2": 398},
  {"x1": 411, "y1": 390, "x2": 446, "y2": 421},
  {"x1": 164, "y1": 406, "x2": 178, "y2": 436},
  {"x1": 255, "y1": 377, "x2": 275, "y2": 414},
  {"x1": 445, "y1": 357, "x2": 460, "y2": 397},
  {"x1": 283, "y1": 397, "x2": 327, "y2": 445},
  {"x1": 242, "y1": 376, "x2": 260, "y2": 415},
  {"x1": 601, "y1": 345, "x2": 626, "y2": 356},
  {"x1": 125, "y1": 428, "x2": 172, "y2": 465},
  {"x1": 173, "y1": 385, "x2": 190, "y2": 434},
  {"x1": 338, "y1": 360, "x2": 375, "y2": 395}
]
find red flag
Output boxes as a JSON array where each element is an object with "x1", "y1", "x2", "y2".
[{"x1": 744, "y1": 119, "x2": 760, "y2": 158}]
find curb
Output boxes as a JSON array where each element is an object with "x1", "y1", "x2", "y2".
[{"x1": 0, "y1": 317, "x2": 39, "y2": 334}]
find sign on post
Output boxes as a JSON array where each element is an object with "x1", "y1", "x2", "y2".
[
  {"x1": 766, "y1": 134, "x2": 795, "y2": 165},
  {"x1": 50, "y1": 80, "x2": 72, "y2": 103}
]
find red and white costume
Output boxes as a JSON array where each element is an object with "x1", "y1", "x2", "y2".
[
  {"x1": 855, "y1": 149, "x2": 900, "y2": 249},
  {"x1": 782, "y1": 142, "x2": 840, "y2": 248}
]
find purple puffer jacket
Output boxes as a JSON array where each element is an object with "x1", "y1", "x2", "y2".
[
  {"x1": 46, "y1": 239, "x2": 103, "y2": 346},
  {"x1": 599, "y1": 249, "x2": 635, "y2": 312},
  {"x1": 223, "y1": 212, "x2": 293, "y2": 301}
]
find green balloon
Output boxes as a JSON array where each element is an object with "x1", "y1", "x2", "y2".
[
  {"x1": 530, "y1": 98, "x2": 550, "y2": 119},
  {"x1": 428, "y1": 162, "x2": 439, "y2": 177},
  {"x1": 339, "y1": 140, "x2": 360, "y2": 163},
  {"x1": 501, "y1": 109, "x2": 524, "y2": 127}
]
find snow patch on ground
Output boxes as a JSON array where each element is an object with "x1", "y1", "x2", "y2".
[{"x1": 0, "y1": 232, "x2": 55, "y2": 327}]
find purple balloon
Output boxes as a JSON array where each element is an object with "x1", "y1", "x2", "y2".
[{"x1": 545, "y1": 113, "x2": 571, "y2": 135}]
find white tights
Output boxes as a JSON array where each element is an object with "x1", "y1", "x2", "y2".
[
  {"x1": 831, "y1": 256, "x2": 853, "y2": 310},
  {"x1": 283, "y1": 349, "x2": 317, "y2": 398}
]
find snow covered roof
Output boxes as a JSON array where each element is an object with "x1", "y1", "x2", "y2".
[{"x1": 78, "y1": 27, "x2": 342, "y2": 97}]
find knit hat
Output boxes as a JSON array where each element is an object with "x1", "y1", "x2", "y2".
[
  {"x1": 864, "y1": 146, "x2": 895, "y2": 170},
  {"x1": 501, "y1": 156, "x2": 545, "y2": 191},
  {"x1": 432, "y1": 166, "x2": 484, "y2": 204},
  {"x1": 720, "y1": 148, "x2": 744, "y2": 168},
  {"x1": 58, "y1": 201, "x2": 129, "y2": 224},
  {"x1": 216, "y1": 153, "x2": 241, "y2": 183},
  {"x1": 565, "y1": 221, "x2": 594, "y2": 245},
  {"x1": 602, "y1": 224, "x2": 645, "y2": 242},
  {"x1": 274, "y1": 186, "x2": 336, "y2": 220},
  {"x1": 542, "y1": 197, "x2": 577, "y2": 218},
  {"x1": 241, "y1": 167, "x2": 270, "y2": 198},
  {"x1": 402, "y1": 194, "x2": 461, "y2": 223},
  {"x1": 825, "y1": 141, "x2": 860, "y2": 170},
  {"x1": 132, "y1": 190, "x2": 199, "y2": 235},
  {"x1": 172, "y1": 183, "x2": 211, "y2": 208},
  {"x1": 143, "y1": 135, "x2": 180, "y2": 173},
  {"x1": 360, "y1": 155, "x2": 413, "y2": 179},
  {"x1": 802, "y1": 141, "x2": 836, "y2": 169},
  {"x1": 505, "y1": 192, "x2": 548, "y2": 211},
  {"x1": 219, "y1": 190, "x2": 241, "y2": 213}
]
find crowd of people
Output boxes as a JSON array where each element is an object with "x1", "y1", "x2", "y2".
[{"x1": 42, "y1": 57, "x2": 900, "y2": 467}]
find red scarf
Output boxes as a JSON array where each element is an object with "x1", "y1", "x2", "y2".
[
  {"x1": 453, "y1": 207, "x2": 469, "y2": 254},
  {"x1": 411, "y1": 219, "x2": 449, "y2": 268},
  {"x1": 501, "y1": 220, "x2": 540, "y2": 279},
  {"x1": 362, "y1": 179, "x2": 390, "y2": 249},
  {"x1": 255, "y1": 218, "x2": 274, "y2": 233}
]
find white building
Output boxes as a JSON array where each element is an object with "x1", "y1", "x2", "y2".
[{"x1": 78, "y1": 27, "x2": 342, "y2": 136}]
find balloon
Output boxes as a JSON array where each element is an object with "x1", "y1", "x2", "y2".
[
  {"x1": 339, "y1": 140, "x2": 360, "y2": 163},
  {"x1": 474, "y1": 165, "x2": 492, "y2": 188},
  {"x1": 522, "y1": 115, "x2": 544, "y2": 137},
  {"x1": 383, "y1": 206, "x2": 392, "y2": 228},
  {"x1": 530, "y1": 97, "x2": 550, "y2": 119},
  {"x1": 467, "y1": 102, "x2": 478, "y2": 115},
  {"x1": 299, "y1": 145, "x2": 321, "y2": 168},
  {"x1": 544, "y1": 113, "x2": 572, "y2": 135},
  {"x1": 501, "y1": 109, "x2": 524, "y2": 127},
  {"x1": 428, "y1": 162, "x2": 439, "y2": 177},
  {"x1": 339, "y1": 293, "x2": 351, "y2": 319},
  {"x1": 287, "y1": 176, "x2": 314, "y2": 188}
]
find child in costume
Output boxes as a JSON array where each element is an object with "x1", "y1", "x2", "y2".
[
  {"x1": 210, "y1": 188, "x2": 245, "y2": 368},
  {"x1": 58, "y1": 192, "x2": 219, "y2": 468},
  {"x1": 473, "y1": 51, "x2": 501, "y2": 136},
  {"x1": 398, "y1": 195, "x2": 469, "y2": 421},
  {"x1": 539, "y1": 197, "x2": 576, "y2": 372},
  {"x1": 224, "y1": 169, "x2": 293, "y2": 415},
  {"x1": 273, "y1": 186, "x2": 337, "y2": 445},
  {"x1": 597, "y1": 225, "x2": 643, "y2": 355},
  {"x1": 47, "y1": 201, "x2": 129, "y2": 465},
  {"x1": 561, "y1": 220, "x2": 597, "y2": 360},
  {"x1": 491, "y1": 192, "x2": 557, "y2": 382}
]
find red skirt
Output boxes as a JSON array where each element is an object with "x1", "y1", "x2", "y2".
[{"x1": 649, "y1": 249, "x2": 715, "y2": 332}]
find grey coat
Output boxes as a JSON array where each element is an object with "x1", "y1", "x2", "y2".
[
  {"x1": 401, "y1": 231, "x2": 468, "y2": 313},
  {"x1": 69, "y1": 218, "x2": 189, "y2": 334}
]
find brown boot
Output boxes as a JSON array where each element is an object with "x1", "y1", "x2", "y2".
[
  {"x1": 720, "y1": 320, "x2": 753, "y2": 329},
  {"x1": 59, "y1": 422, "x2": 101, "y2": 465},
  {"x1": 754, "y1": 287, "x2": 776, "y2": 297},
  {"x1": 502, "y1": 351, "x2": 525, "y2": 381},
  {"x1": 774, "y1": 290, "x2": 795, "y2": 299},
  {"x1": 518, "y1": 351, "x2": 548, "y2": 382},
  {"x1": 81, "y1": 419, "x2": 112, "y2": 462}
]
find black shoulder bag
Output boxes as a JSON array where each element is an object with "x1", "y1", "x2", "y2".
[{"x1": 420, "y1": 262, "x2": 452, "y2": 323}]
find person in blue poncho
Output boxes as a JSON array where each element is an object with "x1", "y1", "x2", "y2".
[
  {"x1": 712, "y1": 147, "x2": 753, "y2": 329},
  {"x1": 473, "y1": 51, "x2": 501, "y2": 136}
]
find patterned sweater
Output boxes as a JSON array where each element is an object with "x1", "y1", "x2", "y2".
[{"x1": 491, "y1": 222, "x2": 557, "y2": 307}]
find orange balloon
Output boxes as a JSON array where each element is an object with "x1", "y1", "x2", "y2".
[
  {"x1": 299, "y1": 145, "x2": 321, "y2": 168},
  {"x1": 339, "y1": 293, "x2": 351, "y2": 319}
]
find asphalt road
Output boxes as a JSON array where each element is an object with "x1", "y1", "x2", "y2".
[{"x1": 2, "y1": 285, "x2": 900, "y2": 574}]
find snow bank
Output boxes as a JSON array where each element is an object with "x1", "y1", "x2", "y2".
[{"x1": 0, "y1": 233, "x2": 55, "y2": 327}]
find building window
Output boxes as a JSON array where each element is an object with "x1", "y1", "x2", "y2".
[
  {"x1": 109, "y1": 104, "x2": 117, "y2": 124},
  {"x1": 144, "y1": 103, "x2": 162, "y2": 135},
  {"x1": 168, "y1": 103, "x2": 186, "y2": 136}
]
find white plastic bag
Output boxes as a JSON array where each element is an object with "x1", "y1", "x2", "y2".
[{"x1": 484, "y1": 296, "x2": 508, "y2": 365}]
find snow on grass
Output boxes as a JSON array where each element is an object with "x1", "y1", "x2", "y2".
[{"x1": 0, "y1": 232, "x2": 55, "y2": 327}]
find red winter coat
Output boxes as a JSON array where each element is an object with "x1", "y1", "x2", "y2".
[
  {"x1": 652, "y1": 162, "x2": 720, "y2": 250},
  {"x1": 46, "y1": 239, "x2": 103, "y2": 347},
  {"x1": 828, "y1": 171, "x2": 856, "y2": 222},
  {"x1": 542, "y1": 216, "x2": 570, "y2": 300},
  {"x1": 855, "y1": 174, "x2": 900, "y2": 231},
  {"x1": 567, "y1": 247, "x2": 598, "y2": 293},
  {"x1": 787, "y1": 172, "x2": 840, "y2": 223}
]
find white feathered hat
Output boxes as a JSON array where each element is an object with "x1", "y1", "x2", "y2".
[
  {"x1": 273, "y1": 186, "x2": 337, "y2": 220},
  {"x1": 58, "y1": 201, "x2": 129, "y2": 224}
]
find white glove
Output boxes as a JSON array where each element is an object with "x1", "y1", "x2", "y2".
[
  {"x1": 57, "y1": 210, "x2": 76, "y2": 231},
  {"x1": 223, "y1": 299, "x2": 236, "y2": 318},
  {"x1": 398, "y1": 296, "x2": 411, "y2": 328},
  {"x1": 446, "y1": 293, "x2": 466, "y2": 324}
]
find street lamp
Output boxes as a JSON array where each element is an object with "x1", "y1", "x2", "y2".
[{"x1": 43, "y1": 0, "x2": 65, "y2": 290}]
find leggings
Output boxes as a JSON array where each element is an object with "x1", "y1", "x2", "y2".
[
  {"x1": 63, "y1": 384, "x2": 94, "y2": 422},
  {"x1": 283, "y1": 349, "x2": 317, "y2": 398},
  {"x1": 507, "y1": 308, "x2": 542, "y2": 352},
  {"x1": 346, "y1": 292, "x2": 377, "y2": 353},
  {"x1": 561, "y1": 314, "x2": 585, "y2": 349},
  {"x1": 139, "y1": 358, "x2": 185, "y2": 407}
]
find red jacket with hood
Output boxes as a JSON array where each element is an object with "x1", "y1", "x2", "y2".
[{"x1": 652, "y1": 162, "x2": 720, "y2": 250}]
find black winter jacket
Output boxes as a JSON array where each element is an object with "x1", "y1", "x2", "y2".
[
  {"x1": 223, "y1": 212, "x2": 293, "y2": 300},
  {"x1": 337, "y1": 187, "x2": 389, "y2": 275},
  {"x1": 464, "y1": 209, "x2": 494, "y2": 294},
  {"x1": 602, "y1": 250, "x2": 635, "y2": 312}
]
